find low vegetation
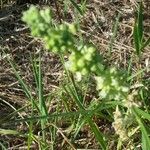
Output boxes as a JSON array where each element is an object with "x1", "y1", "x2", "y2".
[{"x1": 0, "y1": 1, "x2": 149, "y2": 149}]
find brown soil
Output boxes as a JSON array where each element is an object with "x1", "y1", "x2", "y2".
[{"x1": 0, "y1": 0, "x2": 149, "y2": 149}]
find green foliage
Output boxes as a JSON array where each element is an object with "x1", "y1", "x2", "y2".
[
  {"x1": 133, "y1": 2, "x2": 150, "y2": 57},
  {"x1": 21, "y1": 6, "x2": 132, "y2": 149},
  {"x1": 23, "y1": 6, "x2": 130, "y2": 103},
  {"x1": 68, "y1": 0, "x2": 85, "y2": 15},
  {"x1": 132, "y1": 107, "x2": 150, "y2": 150},
  {"x1": 3, "y1": 2, "x2": 149, "y2": 149}
]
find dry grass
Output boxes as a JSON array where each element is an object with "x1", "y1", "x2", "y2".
[{"x1": 0, "y1": 0, "x2": 149, "y2": 149}]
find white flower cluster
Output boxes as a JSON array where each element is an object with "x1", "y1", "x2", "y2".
[
  {"x1": 22, "y1": 6, "x2": 77, "y2": 54},
  {"x1": 67, "y1": 45, "x2": 102, "y2": 75},
  {"x1": 112, "y1": 106, "x2": 128, "y2": 141},
  {"x1": 95, "y1": 67, "x2": 129, "y2": 100}
]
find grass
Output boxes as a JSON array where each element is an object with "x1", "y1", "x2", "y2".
[{"x1": 0, "y1": 1, "x2": 150, "y2": 150}]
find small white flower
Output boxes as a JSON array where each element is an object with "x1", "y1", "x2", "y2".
[{"x1": 75, "y1": 72, "x2": 82, "y2": 82}]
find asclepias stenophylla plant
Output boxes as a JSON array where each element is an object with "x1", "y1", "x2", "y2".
[
  {"x1": 19, "y1": 4, "x2": 149, "y2": 150},
  {"x1": 22, "y1": 6, "x2": 129, "y2": 101}
]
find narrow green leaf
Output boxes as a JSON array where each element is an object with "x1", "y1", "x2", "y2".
[
  {"x1": 142, "y1": 132, "x2": 147, "y2": 150},
  {"x1": 27, "y1": 122, "x2": 33, "y2": 150},
  {"x1": 133, "y1": 107, "x2": 150, "y2": 120},
  {"x1": 132, "y1": 107, "x2": 150, "y2": 150},
  {"x1": 5, "y1": 53, "x2": 39, "y2": 110},
  {"x1": 38, "y1": 53, "x2": 47, "y2": 141},
  {"x1": 14, "y1": 101, "x2": 122, "y2": 123},
  {"x1": 38, "y1": 53, "x2": 47, "y2": 116},
  {"x1": 133, "y1": 23, "x2": 140, "y2": 56},
  {"x1": 0, "y1": 141, "x2": 7, "y2": 150},
  {"x1": 73, "y1": 116, "x2": 85, "y2": 140},
  {"x1": 15, "y1": 110, "x2": 91, "y2": 123},
  {"x1": 65, "y1": 85, "x2": 107, "y2": 149},
  {"x1": 140, "y1": 37, "x2": 150, "y2": 51},
  {"x1": 141, "y1": 122, "x2": 150, "y2": 150},
  {"x1": 88, "y1": 120, "x2": 107, "y2": 150},
  {"x1": 137, "y1": 2, "x2": 144, "y2": 42},
  {"x1": 7, "y1": 58, "x2": 32, "y2": 99},
  {"x1": 0, "y1": 129, "x2": 19, "y2": 135},
  {"x1": 31, "y1": 57, "x2": 39, "y2": 91},
  {"x1": 64, "y1": 84, "x2": 84, "y2": 110},
  {"x1": 109, "y1": 13, "x2": 120, "y2": 55},
  {"x1": 69, "y1": 0, "x2": 83, "y2": 15},
  {"x1": 127, "y1": 67, "x2": 146, "y2": 81}
]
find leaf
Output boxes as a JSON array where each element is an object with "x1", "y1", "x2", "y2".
[
  {"x1": 133, "y1": 2, "x2": 144, "y2": 56},
  {"x1": 133, "y1": 107, "x2": 150, "y2": 121},
  {"x1": 132, "y1": 107, "x2": 150, "y2": 150},
  {"x1": 142, "y1": 132, "x2": 147, "y2": 150},
  {"x1": 140, "y1": 37, "x2": 150, "y2": 51},
  {"x1": 137, "y1": 2, "x2": 144, "y2": 43},
  {"x1": 88, "y1": 120, "x2": 107, "y2": 150},
  {"x1": 133, "y1": 23, "x2": 140, "y2": 56},
  {"x1": 141, "y1": 122, "x2": 150, "y2": 150},
  {"x1": 69, "y1": 0, "x2": 83, "y2": 15},
  {"x1": 0, "y1": 129, "x2": 18, "y2": 135},
  {"x1": 109, "y1": 13, "x2": 120, "y2": 55}
]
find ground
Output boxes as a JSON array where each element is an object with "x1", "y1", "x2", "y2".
[{"x1": 0, "y1": 0, "x2": 149, "y2": 149}]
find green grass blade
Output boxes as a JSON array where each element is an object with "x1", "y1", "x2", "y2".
[
  {"x1": 59, "y1": 54, "x2": 85, "y2": 109},
  {"x1": 88, "y1": 120, "x2": 107, "y2": 150},
  {"x1": 14, "y1": 100, "x2": 123, "y2": 123},
  {"x1": 132, "y1": 107, "x2": 150, "y2": 150},
  {"x1": 127, "y1": 67, "x2": 146, "y2": 81},
  {"x1": 140, "y1": 37, "x2": 150, "y2": 50},
  {"x1": 137, "y1": 2, "x2": 143, "y2": 43},
  {"x1": 38, "y1": 53, "x2": 47, "y2": 141},
  {"x1": 133, "y1": 107, "x2": 150, "y2": 120},
  {"x1": 0, "y1": 97, "x2": 29, "y2": 126},
  {"x1": 133, "y1": 2, "x2": 144, "y2": 56},
  {"x1": 6, "y1": 57, "x2": 32, "y2": 100},
  {"x1": 14, "y1": 110, "x2": 91, "y2": 124},
  {"x1": 140, "y1": 122, "x2": 150, "y2": 150},
  {"x1": 38, "y1": 53, "x2": 47, "y2": 116},
  {"x1": 127, "y1": 56, "x2": 133, "y2": 79},
  {"x1": 27, "y1": 122, "x2": 33, "y2": 150},
  {"x1": 31, "y1": 57, "x2": 39, "y2": 91},
  {"x1": 109, "y1": 13, "x2": 120, "y2": 55},
  {"x1": 142, "y1": 132, "x2": 147, "y2": 150},
  {"x1": 64, "y1": 84, "x2": 107, "y2": 149},
  {"x1": 64, "y1": 84, "x2": 84, "y2": 110},
  {"x1": 69, "y1": 0, "x2": 83, "y2": 15},
  {"x1": 72, "y1": 115, "x2": 85, "y2": 140},
  {"x1": 0, "y1": 129, "x2": 19, "y2": 135},
  {"x1": 133, "y1": 23, "x2": 140, "y2": 56},
  {"x1": 0, "y1": 141, "x2": 7, "y2": 150},
  {"x1": 5, "y1": 54, "x2": 39, "y2": 110}
]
